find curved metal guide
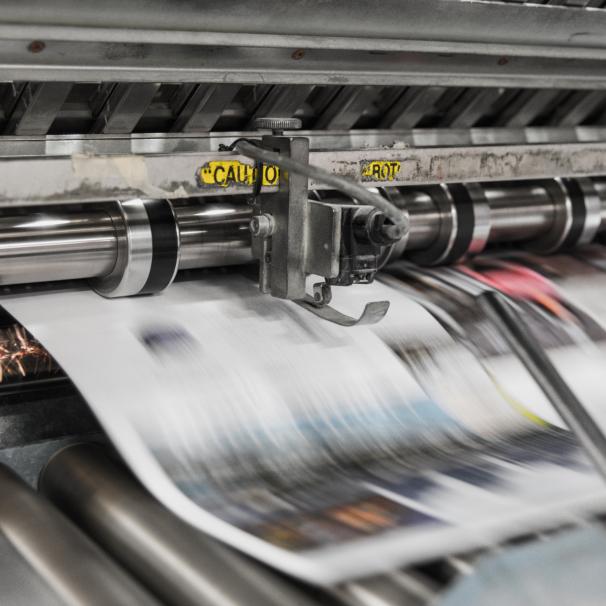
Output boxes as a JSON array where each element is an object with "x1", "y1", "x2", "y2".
[{"x1": 296, "y1": 297, "x2": 390, "y2": 326}]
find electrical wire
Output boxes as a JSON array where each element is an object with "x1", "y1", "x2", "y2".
[{"x1": 235, "y1": 140, "x2": 409, "y2": 242}]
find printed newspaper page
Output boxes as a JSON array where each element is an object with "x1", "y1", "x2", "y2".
[{"x1": 1, "y1": 270, "x2": 605, "y2": 584}]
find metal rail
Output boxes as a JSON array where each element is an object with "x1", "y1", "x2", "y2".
[
  {"x1": 1, "y1": 143, "x2": 606, "y2": 206},
  {"x1": 2, "y1": 0, "x2": 606, "y2": 59}
]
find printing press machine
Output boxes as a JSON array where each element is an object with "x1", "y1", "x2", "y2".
[{"x1": 4, "y1": 0, "x2": 606, "y2": 603}]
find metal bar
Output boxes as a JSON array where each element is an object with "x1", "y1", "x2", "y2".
[
  {"x1": 171, "y1": 83, "x2": 240, "y2": 133},
  {"x1": 380, "y1": 87, "x2": 447, "y2": 129},
  {"x1": 245, "y1": 84, "x2": 313, "y2": 130},
  {"x1": 315, "y1": 86, "x2": 379, "y2": 130},
  {"x1": 0, "y1": 141, "x2": 605, "y2": 205},
  {"x1": 495, "y1": 89, "x2": 562, "y2": 127},
  {"x1": 1, "y1": 0, "x2": 606, "y2": 60},
  {"x1": 1, "y1": 40, "x2": 606, "y2": 89},
  {"x1": 478, "y1": 291, "x2": 606, "y2": 483},
  {"x1": 0, "y1": 82, "x2": 24, "y2": 129},
  {"x1": 440, "y1": 88, "x2": 503, "y2": 129},
  {"x1": 547, "y1": 90, "x2": 606, "y2": 127},
  {"x1": 0, "y1": 463, "x2": 159, "y2": 605},
  {"x1": 39, "y1": 443, "x2": 321, "y2": 606},
  {"x1": 4, "y1": 82, "x2": 71, "y2": 135},
  {"x1": 4, "y1": 126, "x2": 606, "y2": 159},
  {"x1": 91, "y1": 83, "x2": 160, "y2": 134}
]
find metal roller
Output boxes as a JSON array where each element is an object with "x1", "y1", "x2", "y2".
[
  {"x1": 39, "y1": 443, "x2": 322, "y2": 606},
  {"x1": 0, "y1": 178, "x2": 605, "y2": 291},
  {"x1": 0, "y1": 463, "x2": 158, "y2": 606},
  {"x1": 92, "y1": 198, "x2": 180, "y2": 298}
]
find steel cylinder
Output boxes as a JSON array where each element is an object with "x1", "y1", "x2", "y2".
[
  {"x1": 174, "y1": 198, "x2": 253, "y2": 269},
  {"x1": 0, "y1": 209, "x2": 118, "y2": 284},
  {"x1": 485, "y1": 183, "x2": 557, "y2": 243},
  {"x1": 0, "y1": 179, "x2": 603, "y2": 288},
  {"x1": 592, "y1": 179, "x2": 606, "y2": 225},
  {"x1": 0, "y1": 463, "x2": 157, "y2": 606},
  {"x1": 40, "y1": 443, "x2": 320, "y2": 606}
]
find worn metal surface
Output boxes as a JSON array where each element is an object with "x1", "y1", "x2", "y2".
[
  {"x1": 0, "y1": 142, "x2": 606, "y2": 205},
  {"x1": 0, "y1": 0, "x2": 605, "y2": 60},
  {"x1": 2, "y1": 41, "x2": 606, "y2": 88},
  {"x1": 4, "y1": 127, "x2": 606, "y2": 159}
]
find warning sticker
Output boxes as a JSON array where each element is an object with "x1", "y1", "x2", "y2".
[
  {"x1": 361, "y1": 161, "x2": 401, "y2": 182},
  {"x1": 196, "y1": 161, "x2": 280, "y2": 188}
]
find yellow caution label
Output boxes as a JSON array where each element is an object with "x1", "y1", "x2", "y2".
[
  {"x1": 361, "y1": 160, "x2": 401, "y2": 182},
  {"x1": 196, "y1": 160, "x2": 280, "y2": 188}
]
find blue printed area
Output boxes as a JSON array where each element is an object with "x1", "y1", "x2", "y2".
[{"x1": 202, "y1": 397, "x2": 463, "y2": 460}]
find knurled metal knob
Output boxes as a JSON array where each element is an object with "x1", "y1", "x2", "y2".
[{"x1": 253, "y1": 117, "x2": 302, "y2": 133}]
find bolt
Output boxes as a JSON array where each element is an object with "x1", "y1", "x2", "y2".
[
  {"x1": 250, "y1": 213, "x2": 276, "y2": 238},
  {"x1": 497, "y1": 56, "x2": 509, "y2": 66},
  {"x1": 291, "y1": 49, "x2": 305, "y2": 60},
  {"x1": 28, "y1": 40, "x2": 46, "y2": 53}
]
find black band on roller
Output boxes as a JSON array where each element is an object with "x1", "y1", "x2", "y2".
[{"x1": 140, "y1": 200, "x2": 180, "y2": 295}]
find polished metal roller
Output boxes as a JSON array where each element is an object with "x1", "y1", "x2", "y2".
[
  {"x1": 0, "y1": 177, "x2": 605, "y2": 293},
  {"x1": 40, "y1": 444, "x2": 322, "y2": 606},
  {"x1": 0, "y1": 463, "x2": 158, "y2": 606}
]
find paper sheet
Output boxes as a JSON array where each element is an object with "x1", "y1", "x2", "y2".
[{"x1": 2, "y1": 270, "x2": 605, "y2": 584}]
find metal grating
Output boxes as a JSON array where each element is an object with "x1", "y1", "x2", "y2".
[{"x1": 1, "y1": 82, "x2": 606, "y2": 138}]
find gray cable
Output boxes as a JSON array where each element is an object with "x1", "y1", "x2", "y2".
[{"x1": 236, "y1": 140, "x2": 410, "y2": 242}]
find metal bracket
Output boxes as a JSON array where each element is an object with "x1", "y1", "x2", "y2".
[
  {"x1": 296, "y1": 297, "x2": 390, "y2": 327},
  {"x1": 245, "y1": 118, "x2": 398, "y2": 325},
  {"x1": 295, "y1": 281, "x2": 389, "y2": 326}
]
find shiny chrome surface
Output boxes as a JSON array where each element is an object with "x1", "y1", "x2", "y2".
[
  {"x1": 593, "y1": 179, "x2": 606, "y2": 225},
  {"x1": 0, "y1": 178, "x2": 606, "y2": 289},
  {"x1": 40, "y1": 444, "x2": 320, "y2": 606},
  {"x1": 93, "y1": 199, "x2": 153, "y2": 297},
  {"x1": 466, "y1": 183, "x2": 490, "y2": 255},
  {"x1": 576, "y1": 178, "x2": 602, "y2": 245},
  {"x1": 174, "y1": 198, "x2": 253, "y2": 269},
  {"x1": 0, "y1": 209, "x2": 117, "y2": 285},
  {"x1": 0, "y1": 463, "x2": 157, "y2": 606},
  {"x1": 485, "y1": 184, "x2": 557, "y2": 242},
  {"x1": 526, "y1": 180, "x2": 573, "y2": 254}
]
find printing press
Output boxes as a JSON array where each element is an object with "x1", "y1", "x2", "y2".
[{"x1": 4, "y1": 1, "x2": 606, "y2": 604}]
